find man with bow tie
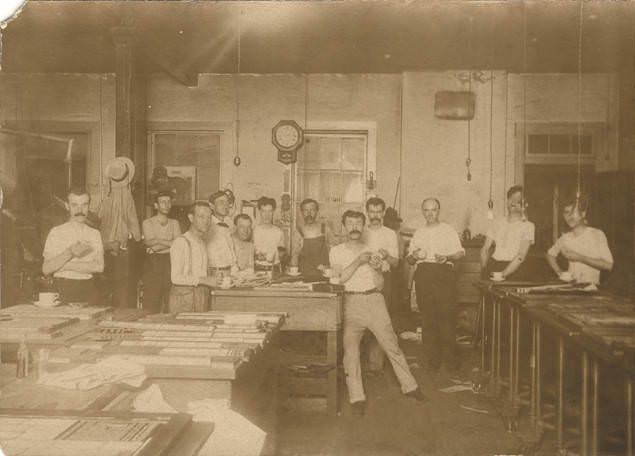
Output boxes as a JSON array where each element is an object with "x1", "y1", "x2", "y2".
[{"x1": 206, "y1": 191, "x2": 238, "y2": 279}]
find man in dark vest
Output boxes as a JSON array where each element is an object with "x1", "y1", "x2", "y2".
[{"x1": 290, "y1": 198, "x2": 336, "y2": 281}]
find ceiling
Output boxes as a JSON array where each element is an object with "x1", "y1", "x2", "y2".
[{"x1": 2, "y1": 1, "x2": 633, "y2": 76}]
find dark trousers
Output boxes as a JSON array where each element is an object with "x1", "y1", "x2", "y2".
[
  {"x1": 143, "y1": 254, "x2": 171, "y2": 313},
  {"x1": 414, "y1": 263, "x2": 459, "y2": 371},
  {"x1": 53, "y1": 277, "x2": 99, "y2": 306},
  {"x1": 104, "y1": 250, "x2": 136, "y2": 308}
]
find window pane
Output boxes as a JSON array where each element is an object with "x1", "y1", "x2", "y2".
[
  {"x1": 527, "y1": 134, "x2": 548, "y2": 155},
  {"x1": 549, "y1": 135, "x2": 570, "y2": 155},
  {"x1": 341, "y1": 137, "x2": 365, "y2": 170}
]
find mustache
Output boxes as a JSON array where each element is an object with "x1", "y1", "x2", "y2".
[
  {"x1": 349, "y1": 230, "x2": 362, "y2": 236},
  {"x1": 73, "y1": 213, "x2": 87, "y2": 217}
]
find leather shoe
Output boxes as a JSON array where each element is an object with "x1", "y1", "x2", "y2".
[
  {"x1": 405, "y1": 388, "x2": 428, "y2": 403},
  {"x1": 351, "y1": 400, "x2": 366, "y2": 416}
]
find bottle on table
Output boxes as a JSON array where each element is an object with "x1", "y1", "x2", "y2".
[{"x1": 16, "y1": 334, "x2": 29, "y2": 378}]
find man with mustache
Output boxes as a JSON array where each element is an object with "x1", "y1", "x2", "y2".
[
  {"x1": 330, "y1": 210, "x2": 426, "y2": 416},
  {"x1": 253, "y1": 196, "x2": 286, "y2": 273},
  {"x1": 231, "y1": 213, "x2": 255, "y2": 272},
  {"x1": 42, "y1": 187, "x2": 104, "y2": 306},
  {"x1": 290, "y1": 198, "x2": 335, "y2": 280},
  {"x1": 361, "y1": 197, "x2": 399, "y2": 373},
  {"x1": 407, "y1": 198, "x2": 465, "y2": 376}
]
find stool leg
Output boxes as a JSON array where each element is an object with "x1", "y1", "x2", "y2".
[{"x1": 582, "y1": 351, "x2": 589, "y2": 456}]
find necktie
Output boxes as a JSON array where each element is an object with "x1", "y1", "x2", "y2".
[{"x1": 217, "y1": 222, "x2": 229, "y2": 228}]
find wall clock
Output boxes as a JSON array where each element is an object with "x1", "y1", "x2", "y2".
[{"x1": 272, "y1": 120, "x2": 303, "y2": 151}]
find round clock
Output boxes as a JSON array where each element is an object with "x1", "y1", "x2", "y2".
[{"x1": 272, "y1": 120, "x2": 304, "y2": 152}]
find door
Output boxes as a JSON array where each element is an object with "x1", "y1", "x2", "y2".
[{"x1": 524, "y1": 164, "x2": 596, "y2": 252}]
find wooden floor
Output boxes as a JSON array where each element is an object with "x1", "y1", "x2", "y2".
[{"x1": 276, "y1": 342, "x2": 559, "y2": 456}]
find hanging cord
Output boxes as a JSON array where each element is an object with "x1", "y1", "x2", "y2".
[
  {"x1": 466, "y1": 72, "x2": 472, "y2": 182},
  {"x1": 233, "y1": 8, "x2": 242, "y2": 167},
  {"x1": 488, "y1": 70, "x2": 494, "y2": 202},
  {"x1": 576, "y1": 0, "x2": 584, "y2": 200}
]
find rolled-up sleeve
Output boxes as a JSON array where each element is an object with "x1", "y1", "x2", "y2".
[{"x1": 170, "y1": 237, "x2": 200, "y2": 286}]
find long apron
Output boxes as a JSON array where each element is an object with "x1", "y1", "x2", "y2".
[{"x1": 298, "y1": 223, "x2": 330, "y2": 280}]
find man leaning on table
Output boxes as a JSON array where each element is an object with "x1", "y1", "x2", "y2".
[
  {"x1": 169, "y1": 201, "x2": 217, "y2": 313},
  {"x1": 330, "y1": 210, "x2": 427, "y2": 416}
]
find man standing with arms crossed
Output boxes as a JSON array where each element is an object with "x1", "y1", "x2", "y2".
[
  {"x1": 330, "y1": 210, "x2": 426, "y2": 416},
  {"x1": 142, "y1": 191, "x2": 181, "y2": 313}
]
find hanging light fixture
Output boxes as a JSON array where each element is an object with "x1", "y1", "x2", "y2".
[
  {"x1": 575, "y1": 0, "x2": 584, "y2": 204},
  {"x1": 465, "y1": 16, "x2": 474, "y2": 183},
  {"x1": 233, "y1": 7, "x2": 242, "y2": 167},
  {"x1": 486, "y1": 11, "x2": 496, "y2": 220}
]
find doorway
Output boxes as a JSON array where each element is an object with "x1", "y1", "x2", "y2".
[{"x1": 524, "y1": 164, "x2": 596, "y2": 253}]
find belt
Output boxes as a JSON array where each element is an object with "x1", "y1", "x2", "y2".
[
  {"x1": 208, "y1": 266, "x2": 231, "y2": 271},
  {"x1": 344, "y1": 288, "x2": 380, "y2": 295}
]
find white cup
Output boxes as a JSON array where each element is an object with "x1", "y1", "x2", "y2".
[
  {"x1": 220, "y1": 277, "x2": 232, "y2": 289},
  {"x1": 289, "y1": 266, "x2": 299, "y2": 275},
  {"x1": 491, "y1": 272, "x2": 504, "y2": 281},
  {"x1": 559, "y1": 271, "x2": 573, "y2": 282},
  {"x1": 329, "y1": 276, "x2": 340, "y2": 285}
]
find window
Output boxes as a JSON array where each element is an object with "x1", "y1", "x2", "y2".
[
  {"x1": 150, "y1": 131, "x2": 221, "y2": 204},
  {"x1": 523, "y1": 122, "x2": 603, "y2": 165},
  {"x1": 297, "y1": 132, "x2": 370, "y2": 237}
]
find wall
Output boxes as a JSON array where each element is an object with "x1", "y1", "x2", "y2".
[
  {"x1": 0, "y1": 73, "x2": 116, "y2": 209},
  {"x1": 146, "y1": 73, "x2": 402, "y2": 203},
  {"x1": 401, "y1": 71, "x2": 509, "y2": 236},
  {"x1": 401, "y1": 72, "x2": 619, "y2": 236}
]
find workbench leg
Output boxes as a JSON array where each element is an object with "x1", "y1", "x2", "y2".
[
  {"x1": 530, "y1": 322, "x2": 536, "y2": 426},
  {"x1": 496, "y1": 298, "x2": 502, "y2": 392},
  {"x1": 480, "y1": 294, "x2": 486, "y2": 372},
  {"x1": 514, "y1": 310, "x2": 520, "y2": 404},
  {"x1": 592, "y1": 360, "x2": 598, "y2": 456},
  {"x1": 580, "y1": 351, "x2": 589, "y2": 456},
  {"x1": 491, "y1": 297, "x2": 497, "y2": 389},
  {"x1": 536, "y1": 323, "x2": 542, "y2": 426},
  {"x1": 509, "y1": 307, "x2": 515, "y2": 403},
  {"x1": 557, "y1": 336, "x2": 565, "y2": 453},
  {"x1": 627, "y1": 378, "x2": 632, "y2": 456},
  {"x1": 326, "y1": 330, "x2": 338, "y2": 417}
]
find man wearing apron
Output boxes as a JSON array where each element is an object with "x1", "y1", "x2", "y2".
[{"x1": 291, "y1": 198, "x2": 334, "y2": 281}]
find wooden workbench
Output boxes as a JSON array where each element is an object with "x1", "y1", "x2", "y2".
[
  {"x1": 475, "y1": 280, "x2": 635, "y2": 456},
  {"x1": 209, "y1": 288, "x2": 343, "y2": 416}
]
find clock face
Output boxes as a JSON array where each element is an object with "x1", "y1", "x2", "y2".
[{"x1": 275, "y1": 124, "x2": 300, "y2": 148}]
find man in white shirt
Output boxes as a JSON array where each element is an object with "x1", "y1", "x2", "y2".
[
  {"x1": 480, "y1": 185, "x2": 535, "y2": 281},
  {"x1": 253, "y1": 196, "x2": 286, "y2": 273},
  {"x1": 407, "y1": 198, "x2": 465, "y2": 375},
  {"x1": 142, "y1": 191, "x2": 181, "y2": 313},
  {"x1": 169, "y1": 201, "x2": 217, "y2": 313},
  {"x1": 331, "y1": 210, "x2": 426, "y2": 416},
  {"x1": 362, "y1": 197, "x2": 399, "y2": 372},
  {"x1": 207, "y1": 190, "x2": 237, "y2": 277},
  {"x1": 547, "y1": 194, "x2": 613, "y2": 285},
  {"x1": 42, "y1": 187, "x2": 104, "y2": 306}
]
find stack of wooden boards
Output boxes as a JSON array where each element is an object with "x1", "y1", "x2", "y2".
[
  {"x1": 47, "y1": 311, "x2": 286, "y2": 377},
  {"x1": 0, "y1": 305, "x2": 111, "y2": 343}
]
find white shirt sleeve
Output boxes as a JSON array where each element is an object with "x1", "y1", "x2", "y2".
[
  {"x1": 522, "y1": 222, "x2": 536, "y2": 244},
  {"x1": 42, "y1": 227, "x2": 62, "y2": 260},
  {"x1": 547, "y1": 235, "x2": 563, "y2": 258},
  {"x1": 170, "y1": 237, "x2": 200, "y2": 286},
  {"x1": 594, "y1": 229, "x2": 614, "y2": 264},
  {"x1": 385, "y1": 229, "x2": 399, "y2": 259},
  {"x1": 446, "y1": 225, "x2": 465, "y2": 255},
  {"x1": 408, "y1": 229, "x2": 422, "y2": 256}
]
